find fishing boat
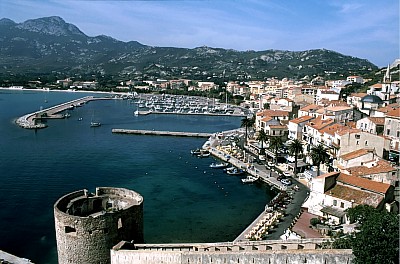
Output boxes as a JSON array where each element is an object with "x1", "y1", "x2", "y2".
[
  {"x1": 90, "y1": 121, "x2": 101, "y2": 127},
  {"x1": 226, "y1": 168, "x2": 245, "y2": 175},
  {"x1": 209, "y1": 162, "x2": 229, "y2": 169},
  {"x1": 223, "y1": 166, "x2": 236, "y2": 172},
  {"x1": 190, "y1": 148, "x2": 202, "y2": 155},
  {"x1": 90, "y1": 111, "x2": 101, "y2": 127},
  {"x1": 197, "y1": 151, "x2": 210, "y2": 158},
  {"x1": 241, "y1": 175, "x2": 259, "y2": 183}
]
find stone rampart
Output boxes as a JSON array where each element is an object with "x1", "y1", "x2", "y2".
[{"x1": 111, "y1": 240, "x2": 353, "y2": 264}]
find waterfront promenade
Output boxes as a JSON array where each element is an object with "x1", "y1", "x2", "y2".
[
  {"x1": 16, "y1": 96, "x2": 111, "y2": 129},
  {"x1": 201, "y1": 130, "x2": 310, "y2": 242}
]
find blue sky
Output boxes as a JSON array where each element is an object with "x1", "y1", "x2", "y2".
[{"x1": 0, "y1": 0, "x2": 398, "y2": 67}]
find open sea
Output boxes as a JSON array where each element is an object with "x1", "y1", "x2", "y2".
[{"x1": 0, "y1": 89, "x2": 275, "y2": 263}]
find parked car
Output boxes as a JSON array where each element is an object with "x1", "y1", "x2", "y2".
[
  {"x1": 283, "y1": 171, "x2": 292, "y2": 177},
  {"x1": 277, "y1": 175, "x2": 286, "y2": 181},
  {"x1": 281, "y1": 178, "x2": 292, "y2": 186}
]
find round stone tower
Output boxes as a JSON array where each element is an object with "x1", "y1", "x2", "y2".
[{"x1": 54, "y1": 187, "x2": 144, "y2": 264}]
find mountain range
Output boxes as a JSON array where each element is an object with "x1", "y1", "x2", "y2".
[{"x1": 0, "y1": 16, "x2": 378, "y2": 82}]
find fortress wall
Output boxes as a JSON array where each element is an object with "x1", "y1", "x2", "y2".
[{"x1": 111, "y1": 249, "x2": 354, "y2": 264}]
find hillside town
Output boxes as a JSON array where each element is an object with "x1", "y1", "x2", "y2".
[{"x1": 51, "y1": 64, "x2": 399, "y2": 226}]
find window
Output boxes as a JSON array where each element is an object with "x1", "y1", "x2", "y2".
[
  {"x1": 340, "y1": 202, "x2": 344, "y2": 208},
  {"x1": 387, "y1": 129, "x2": 390, "y2": 135},
  {"x1": 365, "y1": 141, "x2": 368, "y2": 146},
  {"x1": 65, "y1": 226, "x2": 76, "y2": 234},
  {"x1": 397, "y1": 131, "x2": 400, "y2": 137},
  {"x1": 333, "y1": 200, "x2": 337, "y2": 206},
  {"x1": 356, "y1": 140, "x2": 359, "y2": 145},
  {"x1": 355, "y1": 134, "x2": 360, "y2": 139}
]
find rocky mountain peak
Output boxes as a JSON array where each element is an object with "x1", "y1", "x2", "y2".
[
  {"x1": 0, "y1": 18, "x2": 16, "y2": 26},
  {"x1": 15, "y1": 16, "x2": 85, "y2": 36}
]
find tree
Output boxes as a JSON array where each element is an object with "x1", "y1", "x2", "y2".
[
  {"x1": 240, "y1": 117, "x2": 253, "y2": 147},
  {"x1": 332, "y1": 205, "x2": 399, "y2": 264},
  {"x1": 288, "y1": 139, "x2": 304, "y2": 176},
  {"x1": 256, "y1": 129, "x2": 268, "y2": 155},
  {"x1": 268, "y1": 136, "x2": 283, "y2": 164},
  {"x1": 309, "y1": 144, "x2": 329, "y2": 176}
]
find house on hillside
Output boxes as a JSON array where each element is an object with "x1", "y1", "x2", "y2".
[
  {"x1": 305, "y1": 172, "x2": 395, "y2": 225},
  {"x1": 356, "y1": 117, "x2": 385, "y2": 135}
]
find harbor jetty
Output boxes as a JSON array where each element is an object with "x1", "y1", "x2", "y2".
[
  {"x1": 112, "y1": 129, "x2": 213, "y2": 138},
  {"x1": 16, "y1": 96, "x2": 111, "y2": 129}
]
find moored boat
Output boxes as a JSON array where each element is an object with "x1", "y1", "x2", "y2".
[
  {"x1": 90, "y1": 121, "x2": 101, "y2": 127},
  {"x1": 241, "y1": 175, "x2": 259, "y2": 183},
  {"x1": 209, "y1": 162, "x2": 229, "y2": 169},
  {"x1": 226, "y1": 168, "x2": 245, "y2": 175}
]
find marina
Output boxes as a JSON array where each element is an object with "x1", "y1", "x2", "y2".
[{"x1": 133, "y1": 94, "x2": 248, "y2": 117}]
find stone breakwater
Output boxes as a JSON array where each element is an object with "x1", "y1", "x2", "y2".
[{"x1": 15, "y1": 96, "x2": 111, "y2": 129}]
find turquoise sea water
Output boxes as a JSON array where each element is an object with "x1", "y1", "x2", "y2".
[{"x1": 0, "y1": 90, "x2": 275, "y2": 263}]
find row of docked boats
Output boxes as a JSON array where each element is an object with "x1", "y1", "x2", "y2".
[
  {"x1": 134, "y1": 94, "x2": 240, "y2": 115},
  {"x1": 190, "y1": 148, "x2": 258, "y2": 183}
]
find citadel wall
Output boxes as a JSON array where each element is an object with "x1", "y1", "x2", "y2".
[{"x1": 111, "y1": 240, "x2": 354, "y2": 264}]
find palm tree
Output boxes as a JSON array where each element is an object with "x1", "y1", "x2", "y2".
[
  {"x1": 268, "y1": 136, "x2": 283, "y2": 164},
  {"x1": 241, "y1": 117, "x2": 253, "y2": 147},
  {"x1": 288, "y1": 139, "x2": 303, "y2": 176},
  {"x1": 256, "y1": 129, "x2": 268, "y2": 155},
  {"x1": 309, "y1": 144, "x2": 329, "y2": 176}
]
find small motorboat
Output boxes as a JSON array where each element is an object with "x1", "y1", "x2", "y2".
[
  {"x1": 197, "y1": 151, "x2": 210, "y2": 158},
  {"x1": 241, "y1": 175, "x2": 259, "y2": 183},
  {"x1": 226, "y1": 168, "x2": 245, "y2": 175},
  {"x1": 90, "y1": 122, "x2": 101, "y2": 127},
  {"x1": 209, "y1": 162, "x2": 228, "y2": 169},
  {"x1": 191, "y1": 148, "x2": 202, "y2": 155}
]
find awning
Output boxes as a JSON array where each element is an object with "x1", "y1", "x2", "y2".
[{"x1": 320, "y1": 206, "x2": 346, "y2": 218}]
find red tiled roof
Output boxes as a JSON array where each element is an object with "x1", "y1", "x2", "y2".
[
  {"x1": 300, "y1": 104, "x2": 323, "y2": 112},
  {"x1": 290, "y1": 115, "x2": 314, "y2": 124},
  {"x1": 347, "y1": 159, "x2": 397, "y2": 176},
  {"x1": 367, "y1": 117, "x2": 385, "y2": 125},
  {"x1": 376, "y1": 103, "x2": 400, "y2": 113},
  {"x1": 306, "y1": 116, "x2": 335, "y2": 130},
  {"x1": 386, "y1": 109, "x2": 400, "y2": 118},
  {"x1": 335, "y1": 127, "x2": 361, "y2": 136},
  {"x1": 337, "y1": 173, "x2": 391, "y2": 194},
  {"x1": 349, "y1": 92, "x2": 367, "y2": 98},
  {"x1": 326, "y1": 184, "x2": 383, "y2": 208},
  {"x1": 340, "y1": 149, "x2": 374, "y2": 161},
  {"x1": 261, "y1": 116, "x2": 273, "y2": 122},
  {"x1": 320, "y1": 123, "x2": 347, "y2": 136},
  {"x1": 257, "y1": 110, "x2": 289, "y2": 117}
]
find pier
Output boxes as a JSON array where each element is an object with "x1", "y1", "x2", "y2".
[
  {"x1": 112, "y1": 129, "x2": 213, "y2": 138},
  {"x1": 16, "y1": 96, "x2": 111, "y2": 129}
]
